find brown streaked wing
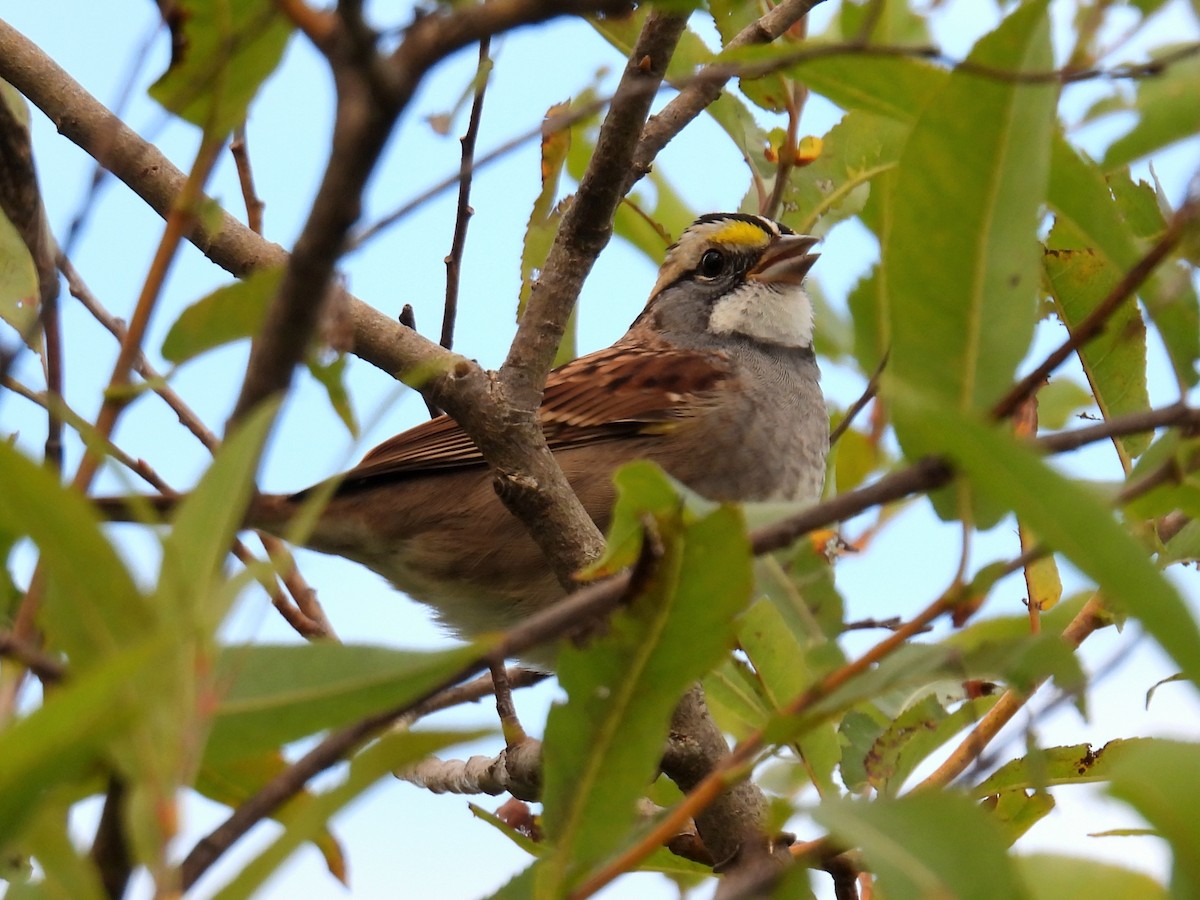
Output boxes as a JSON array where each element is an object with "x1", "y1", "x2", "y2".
[{"x1": 332, "y1": 338, "x2": 734, "y2": 488}]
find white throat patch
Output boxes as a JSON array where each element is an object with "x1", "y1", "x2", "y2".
[{"x1": 708, "y1": 282, "x2": 814, "y2": 348}]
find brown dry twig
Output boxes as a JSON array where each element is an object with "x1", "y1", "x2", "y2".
[{"x1": 441, "y1": 38, "x2": 491, "y2": 352}]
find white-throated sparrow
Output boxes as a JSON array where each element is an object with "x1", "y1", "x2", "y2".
[{"x1": 109, "y1": 213, "x2": 826, "y2": 645}]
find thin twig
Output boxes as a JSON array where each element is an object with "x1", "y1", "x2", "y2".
[
  {"x1": 442, "y1": 38, "x2": 491, "y2": 352},
  {"x1": 72, "y1": 131, "x2": 225, "y2": 491},
  {"x1": 57, "y1": 255, "x2": 336, "y2": 640},
  {"x1": 230, "y1": 125, "x2": 265, "y2": 234},
  {"x1": 829, "y1": 351, "x2": 887, "y2": 447},
  {"x1": 0, "y1": 632, "x2": 65, "y2": 683}
]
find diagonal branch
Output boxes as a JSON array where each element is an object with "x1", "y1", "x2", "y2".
[
  {"x1": 228, "y1": 0, "x2": 636, "y2": 426},
  {"x1": 629, "y1": 0, "x2": 826, "y2": 188}
]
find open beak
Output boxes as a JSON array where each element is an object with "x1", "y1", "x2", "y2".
[{"x1": 747, "y1": 233, "x2": 820, "y2": 286}]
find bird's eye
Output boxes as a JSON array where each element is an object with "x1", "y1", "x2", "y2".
[{"x1": 697, "y1": 249, "x2": 726, "y2": 278}]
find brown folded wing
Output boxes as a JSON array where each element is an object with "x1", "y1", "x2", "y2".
[{"x1": 329, "y1": 338, "x2": 733, "y2": 491}]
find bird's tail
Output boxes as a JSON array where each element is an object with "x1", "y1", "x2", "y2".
[{"x1": 92, "y1": 492, "x2": 296, "y2": 532}]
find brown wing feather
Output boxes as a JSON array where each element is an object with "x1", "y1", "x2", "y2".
[{"x1": 328, "y1": 337, "x2": 733, "y2": 492}]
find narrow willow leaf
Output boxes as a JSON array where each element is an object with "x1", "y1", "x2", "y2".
[
  {"x1": 519, "y1": 97, "x2": 579, "y2": 366},
  {"x1": 161, "y1": 266, "x2": 283, "y2": 364},
  {"x1": 901, "y1": 398, "x2": 1200, "y2": 685},
  {"x1": 0, "y1": 208, "x2": 38, "y2": 349},
  {"x1": 839, "y1": 708, "x2": 887, "y2": 792},
  {"x1": 0, "y1": 442, "x2": 147, "y2": 668},
  {"x1": 866, "y1": 694, "x2": 1001, "y2": 797},
  {"x1": 539, "y1": 463, "x2": 752, "y2": 896},
  {"x1": 1107, "y1": 740, "x2": 1200, "y2": 896},
  {"x1": 814, "y1": 793, "x2": 1030, "y2": 900},
  {"x1": 1017, "y1": 855, "x2": 1169, "y2": 900},
  {"x1": 1102, "y1": 49, "x2": 1200, "y2": 170},
  {"x1": 739, "y1": 598, "x2": 840, "y2": 795},
  {"x1": 158, "y1": 400, "x2": 276, "y2": 631},
  {"x1": 1109, "y1": 169, "x2": 1200, "y2": 387},
  {"x1": 0, "y1": 638, "x2": 170, "y2": 845},
  {"x1": 703, "y1": 656, "x2": 772, "y2": 739},
  {"x1": 882, "y1": 1, "x2": 1054, "y2": 451},
  {"x1": 148, "y1": 0, "x2": 292, "y2": 135},
  {"x1": 305, "y1": 352, "x2": 359, "y2": 437},
  {"x1": 1044, "y1": 234, "x2": 1151, "y2": 464},
  {"x1": 973, "y1": 739, "x2": 1159, "y2": 797},
  {"x1": 205, "y1": 643, "x2": 483, "y2": 763},
  {"x1": 1162, "y1": 519, "x2": 1200, "y2": 565},
  {"x1": 1123, "y1": 432, "x2": 1200, "y2": 520}
]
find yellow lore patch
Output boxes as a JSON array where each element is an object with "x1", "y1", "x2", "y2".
[{"x1": 709, "y1": 219, "x2": 771, "y2": 249}]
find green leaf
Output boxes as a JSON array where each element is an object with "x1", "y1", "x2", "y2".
[
  {"x1": 1017, "y1": 854, "x2": 1169, "y2": 900},
  {"x1": 0, "y1": 207, "x2": 38, "y2": 349},
  {"x1": 709, "y1": 0, "x2": 792, "y2": 112},
  {"x1": 1043, "y1": 241, "x2": 1151, "y2": 464},
  {"x1": 205, "y1": 643, "x2": 483, "y2": 763},
  {"x1": 1047, "y1": 136, "x2": 1140, "y2": 271},
  {"x1": 148, "y1": 0, "x2": 292, "y2": 135},
  {"x1": 161, "y1": 266, "x2": 283, "y2": 364},
  {"x1": 739, "y1": 597, "x2": 840, "y2": 795},
  {"x1": 703, "y1": 656, "x2": 772, "y2": 739},
  {"x1": 838, "y1": 0, "x2": 931, "y2": 45},
  {"x1": 539, "y1": 463, "x2": 753, "y2": 895},
  {"x1": 158, "y1": 400, "x2": 276, "y2": 632},
  {"x1": 814, "y1": 792, "x2": 1030, "y2": 900},
  {"x1": 7, "y1": 799, "x2": 107, "y2": 900},
  {"x1": 785, "y1": 44, "x2": 944, "y2": 124},
  {"x1": 214, "y1": 729, "x2": 476, "y2": 900},
  {"x1": 1107, "y1": 170, "x2": 1200, "y2": 388},
  {"x1": 0, "y1": 442, "x2": 147, "y2": 668},
  {"x1": 882, "y1": 1, "x2": 1054, "y2": 451},
  {"x1": 1162, "y1": 519, "x2": 1200, "y2": 565},
  {"x1": 973, "y1": 739, "x2": 1160, "y2": 796},
  {"x1": 755, "y1": 541, "x2": 845, "y2": 644},
  {"x1": 590, "y1": 11, "x2": 772, "y2": 183},
  {"x1": 1036, "y1": 378, "x2": 1094, "y2": 429},
  {"x1": 1123, "y1": 432, "x2": 1200, "y2": 521},
  {"x1": 0, "y1": 637, "x2": 170, "y2": 845},
  {"x1": 865, "y1": 693, "x2": 1001, "y2": 797},
  {"x1": 1107, "y1": 739, "x2": 1200, "y2": 898},
  {"x1": 839, "y1": 708, "x2": 886, "y2": 792},
  {"x1": 847, "y1": 264, "x2": 887, "y2": 374},
  {"x1": 1103, "y1": 48, "x2": 1200, "y2": 170},
  {"x1": 197, "y1": 751, "x2": 346, "y2": 883},
  {"x1": 305, "y1": 352, "x2": 359, "y2": 437},
  {"x1": 901, "y1": 399, "x2": 1200, "y2": 686},
  {"x1": 781, "y1": 110, "x2": 908, "y2": 236},
  {"x1": 985, "y1": 789, "x2": 1054, "y2": 844}
]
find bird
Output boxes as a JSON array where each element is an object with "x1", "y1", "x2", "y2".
[{"x1": 106, "y1": 212, "x2": 827, "y2": 648}]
